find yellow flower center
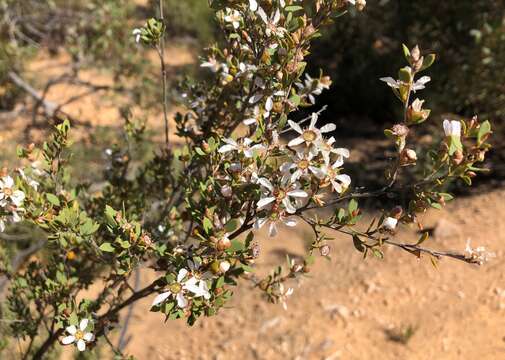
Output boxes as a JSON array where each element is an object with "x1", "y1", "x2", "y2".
[
  {"x1": 302, "y1": 130, "x2": 317, "y2": 142},
  {"x1": 298, "y1": 159, "x2": 309, "y2": 170},
  {"x1": 274, "y1": 189, "x2": 286, "y2": 200},
  {"x1": 169, "y1": 283, "x2": 182, "y2": 294},
  {"x1": 3, "y1": 188, "x2": 12, "y2": 196},
  {"x1": 75, "y1": 330, "x2": 84, "y2": 340}
]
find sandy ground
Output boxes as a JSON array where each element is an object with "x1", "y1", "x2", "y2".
[
  {"x1": 2, "y1": 47, "x2": 505, "y2": 360},
  {"x1": 115, "y1": 188, "x2": 505, "y2": 360}
]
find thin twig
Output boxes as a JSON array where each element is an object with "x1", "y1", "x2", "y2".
[
  {"x1": 158, "y1": 0, "x2": 170, "y2": 147},
  {"x1": 117, "y1": 268, "x2": 141, "y2": 351}
]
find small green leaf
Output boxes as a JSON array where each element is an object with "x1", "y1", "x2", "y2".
[
  {"x1": 477, "y1": 120, "x2": 491, "y2": 144},
  {"x1": 203, "y1": 217, "x2": 213, "y2": 234},
  {"x1": 99, "y1": 242, "x2": 115, "y2": 252},
  {"x1": 420, "y1": 53, "x2": 436, "y2": 71},
  {"x1": 46, "y1": 193, "x2": 60, "y2": 207},
  {"x1": 402, "y1": 44, "x2": 411, "y2": 60},
  {"x1": 348, "y1": 199, "x2": 358, "y2": 214},
  {"x1": 352, "y1": 235, "x2": 365, "y2": 253}
]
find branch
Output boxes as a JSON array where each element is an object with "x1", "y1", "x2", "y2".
[{"x1": 6, "y1": 71, "x2": 90, "y2": 127}]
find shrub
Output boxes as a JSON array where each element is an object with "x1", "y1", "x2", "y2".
[{"x1": 0, "y1": 1, "x2": 494, "y2": 358}]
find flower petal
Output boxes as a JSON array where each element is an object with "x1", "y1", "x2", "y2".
[
  {"x1": 287, "y1": 120, "x2": 303, "y2": 134},
  {"x1": 77, "y1": 339, "x2": 86, "y2": 352},
  {"x1": 83, "y1": 332, "x2": 94, "y2": 342},
  {"x1": 320, "y1": 123, "x2": 336, "y2": 133},
  {"x1": 151, "y1": 291, "x2": 171, "y2": 307},
  {"x1": 287, "y1": 189, "x2": 308, "y2": 198},
  {"x1": 258, "y1": 178, "x2": 274, "y2": 192},
  {"x1": 288, "y1": 137, "x2": 305, "y2": 147},
  {"x1": 176, "y1": 292, "x2": 188, "y2": 308},
  {"x1": 257, "y1": 196, "x2": 275, "y2": 210},
  {"x1": 66, "y1": 325, "x2": 77, "y2": 335},
  {"x1": 62, "y1": 335, "x2": 75, "y2": 345},
  {"x1": 79, "y1": 319, "x2": 89, "y2": 331},
  {"x1": 177, "y1": 268, "x2": 188, "y2": 282}
]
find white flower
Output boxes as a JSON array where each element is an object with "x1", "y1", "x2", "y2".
[
  {"x1": 257, "y1": 177, "x2": 308, "y2": 214},
  {"x1": 0, "y1": 176, "x2": 25, "y2": 207},
  {"x1": 316, "y1": 137, "x2": 350, "y2": 165},
  {"x1": 132, "y1": 28, "x2": 142, "y2": 43},
  {"x1": 287, "y1": 113, "x2": 336, "y2": 148},
  {"x1": 380, "y1": 75, "x2": 431, "y2": 93},
  {"x1": 383, "y1": 217, "x2": 398, "y2": 231},
  {"x1": 254, "y1": 209, "x2": 298, "y2": 237},
  {"x1": 224, "y1": 8, "x2": 242, "y2": 29},
  {"x1": 151, "y1": 268, "x2": 203, "y2": 309},
  {"x1": 218, "y1": 137, "x2": 265, "y2": 158},
  {"x1": 257, "y1": 6, "x2": 285, "y2": 37},
  {"x1": 280, "y1": 150, "x2": 325, "y2": 183},
  {"x1": 219, "y1": 260, "x2": 231, "y2": 273},
  {"x1": 187, "y1": 259, "x2": 212, "y2": 300},
  {"x1": 443, "y1": 119, "x2": 461, "y2": 138},
  {"x1": 200, "y1": 57, "x2": 221, "y2": 73},
  {"x1": 320, "y1": 159, "x2": 351, "y2": 193},
  {"x1": 465, "y1": 239, "x2": 496, "y2": 265},
  {"x1": 61, "y1": 318, "x2": 94, "y2": 352}
]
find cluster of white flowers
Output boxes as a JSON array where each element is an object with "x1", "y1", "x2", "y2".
[{"x1": 0, "y1": 175, "x2": 25, "y2": 232}]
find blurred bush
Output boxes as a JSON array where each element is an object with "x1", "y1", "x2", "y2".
[
  {"x1": 308, "y1": 0, "x2": 505, "y2": 126},
  {"x1": 148, "y1": 0, "x2": 217, "y2": 44}
]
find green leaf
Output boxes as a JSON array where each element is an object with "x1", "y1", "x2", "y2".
[
  {"x1": 477, "y1": 120, "x2": 491, "y2": 144},
  {"x1": 448, "y1": 136, "x2": 463, "y2": 155},
  {"x1": 46, "y1": 193, "x2": 60, "y2": 207},
  {"x1": 105, "y1": 206, "x2": 117, "y2": 226},
  {"x1": 224, "y1": 219, "x2": 238, "y2": 233},
  {"x1": 348, "y1": 199, "x2": 358, "y2": 214},
  {"x1": 277, "y1": 114, "x2": 288, "y2": 130},
  {"x1": 402, "y1": 44, "x2": 411, "y2": 60},
  {"x1": 195, "y1": 147, "x2": 206, "y2": 156},
  {"x1": 420, "y1": 54, "x2": 436, "y2": 71},
  {"x1": 352, "y1": 235, "x2": 365, "y2": 253},
  {"x1": 289, "y1": 94, "x2": 301, "y2": 107},
  {"x1": 229, "y1": 239, "x2": 245, "y2": 252},
  {"x1": 285, "y1": 5, "x2": 303, "y2": 11},
  {"x1": 99, "y1": 242, "x2": 115, "y2": 252},
  {"x1": 203, "y1": 217, "x2": 213, "y2": 234}
]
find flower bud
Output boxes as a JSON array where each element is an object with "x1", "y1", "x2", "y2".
[
  {"x1": 391, "y1": 206, "x2": 403, "y2": 219},
  {"x1": 356, "y1": 0, "x2": 366, "y2": 11},
  {"x1": 383, "y1": 217, "x2": 398, "y2": 231},
  {"x1": 400, "y1": 148, "x2": 417, "y2": 165},
  {"x1": 219, "y1": 260, "x2": 231, "y2": 273},
  {"x1": 319, "y1": 244, "x2": 331, "y2": 257},
  {"x1": 407, "y1": 98, "x2": 430, "y2": 124},
  {"x1": 202, "y1": 141, "x2": 210, "y2": 153},
  {"x1": 391, "y1": 124, "x2": 410, "y2": 137},
  {"x1": 216, "y1": 236, "x2": 231, "y2": 251},
  {"x1": 220, "y1": 184, "x2": 233, "y2": 198},
  {"x1": 251, "y1": 243, "x2": 260, "y2": 258},
  {"x1": 452, "y1": 150, "x2": 464, "y2": 165}
]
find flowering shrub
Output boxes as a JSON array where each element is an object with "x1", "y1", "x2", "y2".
[{"x1": 0, "y1": 0, "x2": 494, "y2": 358}]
